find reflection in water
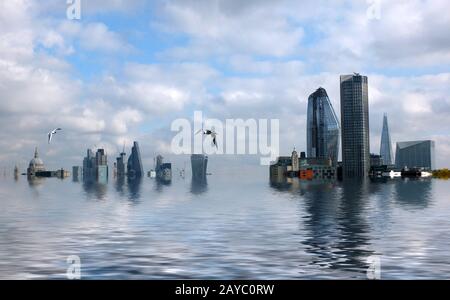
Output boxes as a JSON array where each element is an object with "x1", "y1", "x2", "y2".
[
  {"x1": 127, "y1": 177, "x2": 142, "y2": 202},
  {"x1": 82, "y1": 179, "x2": 108, "y2": 200},
  {"x1": 154, "y1": 178, "x2": 171, "y2": 192},
  {"x1": 335, "y1": 180, "x2": 375, "y2": 275},
  {"x1": 2, "y1": 172, "x2": 449, "y2": 279},
  {"x1": 270, "y1": 177, "x2": 375, "y2": 277},
  {"x1": 395, "y1": 178, "x2": 433, "y2": 209},
  {"x1": 190, "y1": 177, "x2": 208, "y2": 195}
]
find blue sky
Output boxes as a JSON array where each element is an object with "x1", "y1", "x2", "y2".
[{"x1": 0, "y1": 0, "x2": 449, "y2": 170}]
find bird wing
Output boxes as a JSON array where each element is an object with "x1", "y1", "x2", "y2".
[
  {"x1": 195, "y1": 129, "x2": 203, "y2": 135},
  {"x1": 48, "y1": 132, "x2": 52, "y2": 143},
  {"x1": 213, "y1": 137, "x2": 218, "y2": 149}
]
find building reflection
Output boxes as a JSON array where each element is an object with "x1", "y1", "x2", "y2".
[
  {"x1": 82, "y1": 179, "x2": 108, "y2": 200},
  {"x1": 190, "y1": 177, "x2": 208, "y2": 195},
  {"x1": 154, "y1": 177, "x2": 172, "y2": 192},
  {"x1": 115, "y1": 176, "x2": 126, "y2": 197},
  {"x1": 127, "y1": 177, "x2": 142, "y2": 202},
  {"x1": 270, "y1": 177, "x2": 376, "y2": 277},
  {"x1": 334, "y1": 179, "x2": 375, "y2": 275},
  {"x1": 394, "y1": 178, "x2": 432, "y2": 210}
]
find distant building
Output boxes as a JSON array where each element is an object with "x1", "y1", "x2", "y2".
[
  {"x1": 83, "y1": 148, "x2": 108, "y2": 181},
  {"x1": 116, "y1": 150, "x2": 127, "y2": 177},
  {"x1": 380, "y1": 113, "x2": 394, "y2": 165},
  {"x1": 340, "y1": 73, "x2": 370, "y2": 178},
  {"x1": 27, "y1": 147, "x2": 46, "y2": 176},
  {"x1": 291, "y1": 148, "x2": 299, "y2": 172},
  {"x1": 191, "y1": 154, "x2": 208, "y2": 181},
  {"x1": 72, "y1": 166, "x2": 82, "y2": 180},
  {"x1": 299, "y1": 156, "x2": 335, "y2": 180},
  {"x1": 127, "y1": 141, "x2": 143, "y2": 178},
  {"x1": 307, "y1": 87, "x2": 340, "y2": 166},
  {"x1": 395, "y1": 140, "x2": 435, "y2": 170},
  {"x1": 370, "y1": 154, "x2": 383, "y2": 167},
  {"x1": 270, "y1": 149, "x2": 335, "y2": 180},
  {"x1": 155, "y1": 155, "x2": 172, "y2": 181}
]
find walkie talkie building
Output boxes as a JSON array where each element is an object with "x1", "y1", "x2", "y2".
[{"x1": 307, "y1": 87, "x2": 340, "y2": 166}]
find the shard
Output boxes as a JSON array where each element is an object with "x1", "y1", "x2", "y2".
[
  {"x1": 307, "y1": 87, "x2": 340, "y2": 166},
  {"x1": 380, "y1": 113, "x2": 393, "y2": 165}
]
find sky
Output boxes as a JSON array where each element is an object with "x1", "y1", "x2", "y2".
[{"x1": 1, "y1": 0, "x2": 449, "y2": 171}]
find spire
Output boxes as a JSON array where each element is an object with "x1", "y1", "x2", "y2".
[
  {"x1": 380, "y1": 113, "x2": 393, "y2": 165},
  {"x1": 34, "y1": 147, "x2": 38, "y2": 159}
]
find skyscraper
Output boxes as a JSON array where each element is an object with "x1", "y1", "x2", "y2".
[
  {"x1": 116, "y1": 149, "x2": 127, "y2": 177},
  {"x1": 380, "y1": 113, "x2": 393, "y2": 165},
  {"x1": 307, "y1": 87, "x2": 340, "y2": 166},
  {"x1": 127, "y1": 141, "x2": 143, "y2": 178},
  {"x1": 340, "y1": 73, "x2": 370, "y2": 178}
]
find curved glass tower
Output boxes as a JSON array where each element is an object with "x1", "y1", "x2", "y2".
[
  {"x1": 307, "y1": 87, "x2": 340, "y2": 166},
  {"x1": 380, "y1": 113, "x2": 393, "y2": 165}
]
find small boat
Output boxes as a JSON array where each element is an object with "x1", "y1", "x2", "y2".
[
  {"x1": 421, "y1": 171, "x2": 432, "y2": 177},
  {"x1": 382, "y1": 170, "x2": 401, "y2": 178}
]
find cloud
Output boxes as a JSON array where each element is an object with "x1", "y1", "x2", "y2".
[{"x1": 1, "y1": 0, "x2": 450, "y2": 171}]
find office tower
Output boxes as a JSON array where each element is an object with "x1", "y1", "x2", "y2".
[
  {"x1": 380, "y1": 113, "x2": 393, "y2": 165},
  {"x1": 83, "y1": 148, "x2": 108, "y2": 181},
  {"x1": 395, "y1": 140, "x2": 435, "y2": 170},
  {"x1": 191, "y1": 154, "x2": 208, "y2": 181},
  {"x1": 291, "y1": 148, "x2": 299, "y2": 172},
  {"x1": 370, "y1": 154, "x2": 383, "y2": 167},
  {"x1": 127, "y1": 141, "x2": 143, "y2": 178},
  {"x1": 72, "y1": 166, "x2": 82, "y2": 180},
  {"x1": 340, "y1": 73, "x2": 370, "y2": 178},
  {"x1": 116, "y1": 151, "x2": 127, "y2": 177},
  {"x1": 83, "y1": 149, "x2": 95, "y2": 178},
  {"x1": 95, "y1": 149, "x2": 108, "y2": 181},
  {"x1": 307, "y1": 87, "x2": 340, "y2": 166}
]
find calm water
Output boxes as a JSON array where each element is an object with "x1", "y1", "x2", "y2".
[{"x1": 1, "y1": 166, "x2": 450, "y2": 279}]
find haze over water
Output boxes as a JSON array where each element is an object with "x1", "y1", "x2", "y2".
[{"x1": 1, "y1": 166, "x2": 450, "y2": 279}]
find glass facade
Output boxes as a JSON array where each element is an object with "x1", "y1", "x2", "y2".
[
  {"x1": 307, "y1": 87, "x2": 340, "y2": 166},
  {"x1": 380, "y1": 113, "x2": 393, "y2": 165},
  {"x1": 340, "y1": 74, "x2": 370, "y2": 178},
  {"x1": 395, "y1": 140, "x2": 435, "y2": 170}
]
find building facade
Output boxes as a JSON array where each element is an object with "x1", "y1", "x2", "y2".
[
  {"x1": 307, "y1": 87, "x2": 340, "y2": 166},
  {"x1": 127, "y1": 141, "x2": 143, "y2": 178},
  {"x1": 83, "y1": 148, "x2": 108, "y2": 181},
  {"x1": 395, "y1": 140, "x2": 435, "y2": 170},
  {"x1": 27, "y1": 147, "x2": 46, "y2": 176},
  {"x1": 340, "y1": 73, "x2": 370, "y2": 178},
  {"x1": 380, "y1": 113, "x2": 394, "y2": 165}
]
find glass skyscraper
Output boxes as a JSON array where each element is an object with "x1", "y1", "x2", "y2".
[
  {"x1": 340, "y1": 73, "x2": 370, "y2": 178},
  {"x1": 307, "y1": 87, "x2": 340, "y2": 166},
  {"x1": 127, "y1": 141, "x2": 143, "y2": 178},
  {"x1": 380, "y1": 113, "x2": 393, "y2": 165}
]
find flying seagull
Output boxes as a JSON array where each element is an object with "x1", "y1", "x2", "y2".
[
  {"x1": 48, "y1": 128, "x2": 62, "y2": 144},
  {"x1": 196, "y1": 127, "x2": 218, "y2": 149}
]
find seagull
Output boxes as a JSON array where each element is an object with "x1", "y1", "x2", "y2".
[
  {"x1": 196, "y1": 127, "x2": 218, "y2": 149},
  {"x1": 48, "y1": 128, "x2": 62, "y2": 144}
]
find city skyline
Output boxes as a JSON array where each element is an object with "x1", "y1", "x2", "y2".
[{"x1": 0, "y1": 0, "x2": 449, "y2": 170}]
